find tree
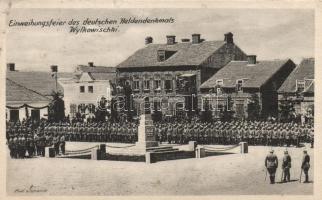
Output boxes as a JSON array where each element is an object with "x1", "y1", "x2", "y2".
[
  {"x1": 48, "y1": 91, "x2": 65, "y2": 122},
  {"x1": 247, "y1": 93, "x2": 261, "y2": 121},
  {"x1": 221, "y1": 95, "x2": 234, "y2": 121},
  {"x1": 279, "y1": 94, "x2": 296, "y2": 122},
  {"x1": 95, "y1": 96, "x2": 108, "y2": 122},
  {"x1": 200, "y1": 99, "x2": 213, "y2": 122}
]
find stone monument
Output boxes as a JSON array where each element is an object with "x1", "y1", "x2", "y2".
[{"x1": 135, "y1": 114, "x2": 159, "y2": 150}]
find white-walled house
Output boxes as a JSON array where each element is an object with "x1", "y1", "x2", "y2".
[
  {"x1": 6, "y1": 63, "x2": 72, "y2": 122},
  {"x1": 58, "y1": 63, "x2": 116, "y2": 119}
]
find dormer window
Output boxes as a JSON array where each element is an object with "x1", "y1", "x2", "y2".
[
  {"x1": 157, "y1": 50, "x2": 176, "y2": 62},
  {"x1": 157, "y1": 50, "x2": 166, "y2": 62},
  {"x1": 296, "y1": 80, "x2": 305, "y2": 92},
  {"x1": 216, "y1": 79, "x2": 223, "y2": 86},
  {"x1": 236, "y1": 79, "x2": 243, "y2": 91}
]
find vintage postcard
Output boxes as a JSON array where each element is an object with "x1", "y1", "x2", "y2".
[{"x1": 0, "y1": 0, "x2": 320, "y2": 199}]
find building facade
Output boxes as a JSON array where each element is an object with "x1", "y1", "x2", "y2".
[
  {"x1": 200, "y1": 56, "x2": 296, "y2": 119},
  {"x1": 116, "y1": 33, "x2": 247, "y2": 116},
  {"x1": 6, "y1": 63, "x2": 72, "y2": 121},
  {"x1": 58, "y1": 62, "x2": 116, "y2": 119},
  {"x1": 278, "y1": 58, "x2": 314, "y2": 123}
]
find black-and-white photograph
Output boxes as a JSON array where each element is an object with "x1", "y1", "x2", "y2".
[{"x1": 2, "y1": 2, "x2": 316, "y2": 196}]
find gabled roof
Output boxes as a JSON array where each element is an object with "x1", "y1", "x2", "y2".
[
  {"x1": 76, "y1": 65, "x2": 116, "y2": 73},
  {"x1": 7, "y1": 71, "x2": 73, "y2": 96},
  {"x1": 117, "y1": 40, "x2": 226, "y2": 69},
  {"x1": 74, "y1": 65, "x2": 116, "y2": 81},
  {"x1": 304, "y1": 81, "x2": 314, "y2": 94},
  {"x1": 200, "y1": 59, "x2": 292, "y2": 89},
  {"x1": 278, "y1": 58, "x2": 314, "y2": 93},
  {"x1": 89, "y1": 72, "x2": 116, "y2": 81},
  {"x1": 6, "y1": 78, "x2": 50, "y2": 103}
]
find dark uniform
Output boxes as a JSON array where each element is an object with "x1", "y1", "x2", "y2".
[
  {"x1": 265, "y1": 150, "x2": 278, "y2": 184},
  {"x1": 301, "y1": 150, "x2": 310, "y2": 183},
  {"x1": 282, "y1": 151, "x2": 291, "y2": 182}
]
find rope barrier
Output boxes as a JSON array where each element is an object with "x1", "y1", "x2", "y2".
[
  {"x1": 65, "y1": 145, "x2": 99, "y2": 153},
  {"x1": 160, "y1": 143, "x2": 182, "y2": 147},
  {"x1": 65, "y1": 150, "x2": 92, "y2": 155},
  {"x1": 106, "y1": 144, "x2": 136, "y2": 148},
  {"x1": 203, "y1": 144, "x2": 240, "y2": 152}
]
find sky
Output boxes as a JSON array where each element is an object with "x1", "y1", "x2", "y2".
[{"x1": 6, "y1": 8, "x2": 314, "y2": 72}]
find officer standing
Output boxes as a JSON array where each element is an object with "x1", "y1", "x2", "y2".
[
  {"x1": 282, "y1": 150, "x2": 292, "y2": 182},
  {"x1": 301, "y1": 150, "x2": 310, "y2": 183},
  {"x1": 265, "y1": 149, "x2": 279, "y2": 184}
]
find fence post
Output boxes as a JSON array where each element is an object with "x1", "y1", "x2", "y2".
[{"x1": 239, "y1": 142, "x2": 248, "y2": 154}]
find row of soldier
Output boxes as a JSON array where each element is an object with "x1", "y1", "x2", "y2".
[
  {"x1": 7, "y1": 132, "x2": 66, "y2": 158},
  {"x1": 6, "y1": 120, "x2": 314, "y2": 159},
  {"x1": 154, "y1": 121, "x2": 314, "y2": 147}
]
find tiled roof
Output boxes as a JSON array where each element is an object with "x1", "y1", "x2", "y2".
[
  {"x1": 278, "y1": 58, "x2": 314, "y2": 93},
  {"x1": 200, "y1": 59, "x2": 293, "y2": 89},
  {"x1": 117, "y1": 40, "x2": 226, "y2": 68},
  {"x1": 6, "y1": 71, "x2": 73, "y2": 96},
  {"x1": 89, "y1": 72, "x2": 116, "y2": 81},
  {"x1": 6, "y1": 78, "x2": 50, "y2": 103},
  {"x1": 304, "y1": 81, "x2": 314, "y2": 93},
  {"x1": 76, "y1": 65, "x2": 116, "y2": 73}
]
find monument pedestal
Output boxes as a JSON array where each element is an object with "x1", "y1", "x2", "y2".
[{"x1": 134, "y1": 114, "x2": 158, "y2": 153}]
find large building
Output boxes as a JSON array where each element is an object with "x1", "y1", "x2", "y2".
[
  {"x1": 58, "y1": 62, "x2": 116, "y2": 119},
  {"x1": 278, "y1": 58, "x2": 314, "y2": 123},
  {"x1": 6, "y1": 63, "x2": 72, "y2": 121},
  {"x1": 116, "y1": 33, "x2": 247, "y2": 116},
  {"x1": 199, "y1": 56, "x2": 296, "y2": 119}
]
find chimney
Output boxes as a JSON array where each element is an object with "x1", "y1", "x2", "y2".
[
  {"x1": 88, "y1": 62, "x2": 94, "y2": 67},
  {"x1": 51, "y1": 65, "x2": 58, "y2": 72},
  {"x1": 224, "y1": 32, "x2": 233, "y2": 43},
  {"x1": 145, "y1": 36, "x2": 153, "y2": 45},
  {"x1": 7, "y1": 63, "x2": 15, "y2": 71},
  {"x1": 166, "y1": 35, "x2": 176, "y2": 45},
  {"x1": 192, "y1": 34, "x2": 201, "y2": 44},
  {"x1": 181, "y1": 38, "x2": 190, "y2": 42},
  {"x1": 247, "y1": 55, "x2": 257, "y2": 65}
]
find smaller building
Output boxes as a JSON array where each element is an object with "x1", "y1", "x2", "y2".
[
  {"x1": 58, "y1": 62, "x2": 116, "y2": 119},
  {"x1": 6, "y1": 78, "x2": 51, "y2": 122},
  {"x1": 200, "y1": 56, "x2": 296, "y2": 119},
  {"x1": 6, "y1": 63, "x2": 72, "y2": 121},
  {"x1": 278, "y1": 58, "x2": 314, "y2": 123}
]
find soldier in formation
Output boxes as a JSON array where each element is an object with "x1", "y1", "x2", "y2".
[{"x1": 7, "y1": 119, "x2": 314, "y2": 158}]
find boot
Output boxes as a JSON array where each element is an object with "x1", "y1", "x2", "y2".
[{"x1": 304, "y1": 175, "x2": 309, "y2": 183}]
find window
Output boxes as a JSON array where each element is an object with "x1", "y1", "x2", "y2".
[
  {"x1": 88, "y1": 104, "x2": 96, "y2": 113},
  {"x1": 296, "y1": 80, "x2": 305, "y2": 92},
  {"x1": 165, "y1": 79, "x2": 173, "y2": 92},
  {"x1": 70, "y1": 104, "x2": 77, "y2": 118},
  {"x1": 80, "y1": 86, "x2": 85, "y2": 93},
  {"x1": 217, "y1": 87, "x2": 222, "y2": 95},
  {"x1": 10, "y1": 110, "x2": 19, "y2": 122},
  {"x1": 78, "y1": 104, "x2": 86, "y2": 113},
  {"x1": 154, "y1": 79, "x2": 161, "y2": 92},
  {"x1": 133, "y1": 80, "x2": 140, "y2": 91},
  {"x1": 144, "y1": 80, "x2": 150, "y2": 90},
  {"x1": 88, "y1": 86, "x2": 93, "y2": 93},
  {"x1": 236, "y1": 79, "x2": 243, "y2": 91},
  {"x1": 157, "y1": 50, "x2": 166, "y2": 62},
  {"x1": 31, "y1": 110, "x2": 40, "y2": 121},
  {"x1": 216, "y1": 79, "x2": 223, "y2": 86}
]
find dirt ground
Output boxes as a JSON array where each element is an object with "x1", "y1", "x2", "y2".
[{"x1": 6, "y1": 143, "x2": 314, "y2": 196}]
